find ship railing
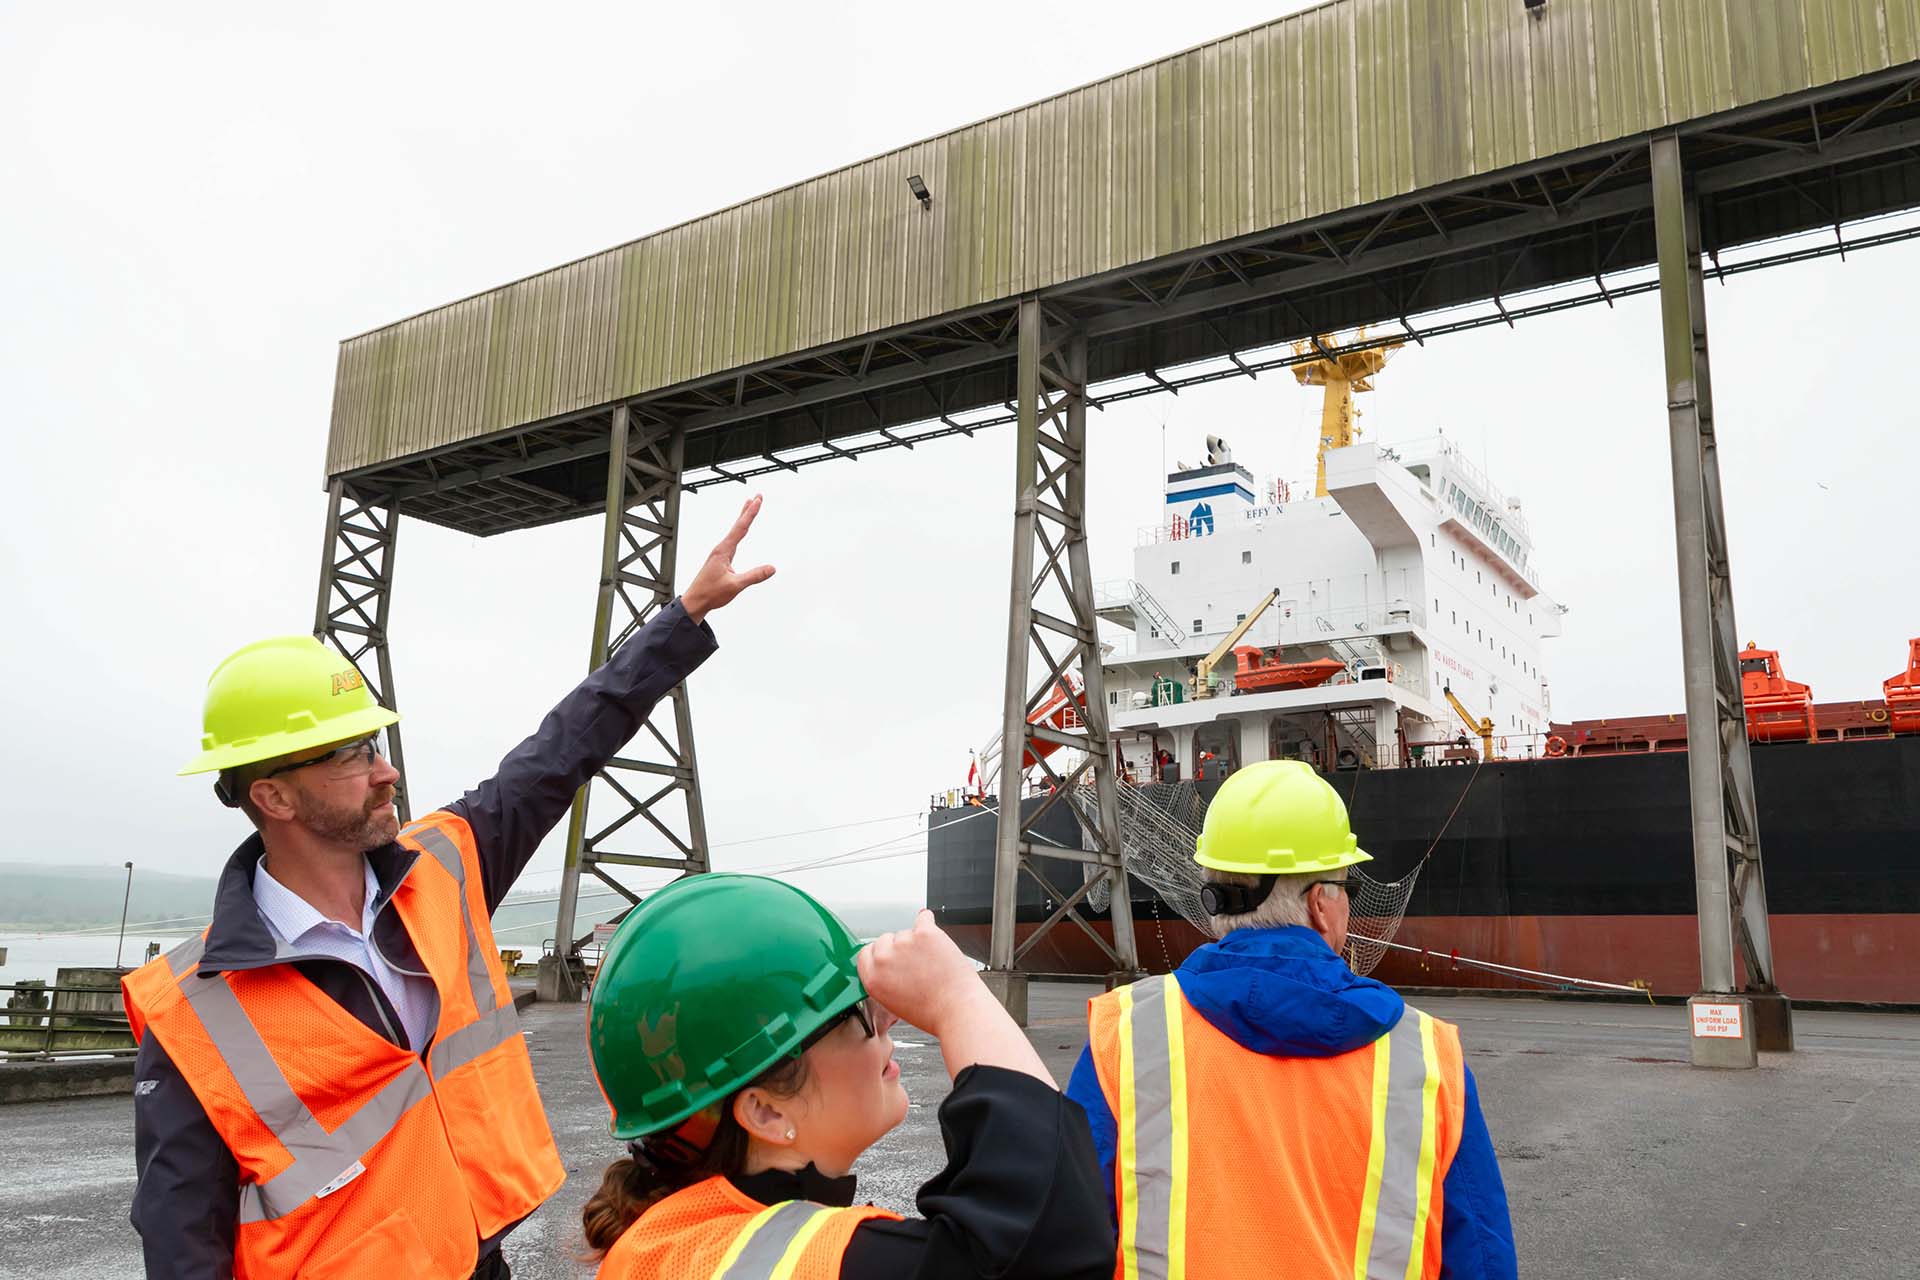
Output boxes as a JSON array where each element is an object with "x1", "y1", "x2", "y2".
[{"x1": 0, "y1": 981, "x2": 137, "y2": 1060}]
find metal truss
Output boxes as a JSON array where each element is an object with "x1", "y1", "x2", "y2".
[
  {"x1": 986, "y1": 298, "x2": 1140, "y2": 1020},
  {"x1": 1651, "y1": 134, "x2": 1787, "y2": 1053},
  {"x1": 312, "y1": 479, "x2": 410, "y2": 824},
  {"x1": 546, "y1": 406, "x2": 711, "y2": 997}
]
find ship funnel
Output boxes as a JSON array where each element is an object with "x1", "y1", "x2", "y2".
[{"x1": 1205, "y1": 434, "x2": 1232, "y2": 466}]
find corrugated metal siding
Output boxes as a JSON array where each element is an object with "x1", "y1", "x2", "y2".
[{"x1": 327, "y1": 0, "x2": 1920, "y2": 476}]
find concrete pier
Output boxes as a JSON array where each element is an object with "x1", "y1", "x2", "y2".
[{"x1": 4, "y1": 986, "x2": 1916, "y2": 1279}]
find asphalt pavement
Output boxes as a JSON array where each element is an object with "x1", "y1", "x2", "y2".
[{"x1": 3, "y1": 986, "x2": 1915, "y2": 1279}]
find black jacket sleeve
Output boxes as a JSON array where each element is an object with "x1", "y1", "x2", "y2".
[
  {"x1": 840, "y1": 1065, "x2": 1117, "y2": 1280},
  {"x1": 130, "y1": 1033, "x2": 239, "y2": 1280},
  {"x1": 447, "y1": 598, "x2": 718, "y2": 912}
]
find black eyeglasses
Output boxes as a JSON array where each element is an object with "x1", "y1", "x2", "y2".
[
  {"x1": 793, "y1": 998, "x2": 878, "y2": 1057},
  {"x1": 1301, "y1": 878, "x2": 1350, "y2": 899},
  {"x1": 261, "y1": 733, "x2": 384, "y2": 781}
]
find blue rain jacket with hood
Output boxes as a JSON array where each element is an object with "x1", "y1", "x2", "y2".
[{"x1": 1064, "y1": 924, "x2": 1518, "y2": 1280}]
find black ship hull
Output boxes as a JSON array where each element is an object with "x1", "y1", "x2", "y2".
[{"x1": 928, "y1": 735, "x2": 1920, "y2": 1003}]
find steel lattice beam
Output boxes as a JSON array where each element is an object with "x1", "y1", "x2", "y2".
[
  {"x1": 545, "y1": 407, "x2": 710, "y2": 1000},
  {"x1": 312, "y1": 479, "x2": 410, "y2": 824},
  {"x1": 1651, "y1": 133, "x2": 1791, "y2": 1066},
  {"x1": 984, "y1": 298, "x2": 1140, "y2": 1023}
]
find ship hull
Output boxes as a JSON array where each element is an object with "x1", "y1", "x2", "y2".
[{"x1": 929, "y1": 735, "x2": 1920, "y2": 1003}]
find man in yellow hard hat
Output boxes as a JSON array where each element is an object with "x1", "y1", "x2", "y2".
[
  {"x1": 1065, "y1": 759, "x2": 1516, "y2": 1279},
  {"x1": 122, "y1": 497, "x2": 774, "y2": 1280}
]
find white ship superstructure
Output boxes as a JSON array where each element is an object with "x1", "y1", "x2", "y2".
[{"x1": 1096, "y1": 434, "x2": 1562, "y2": 778}]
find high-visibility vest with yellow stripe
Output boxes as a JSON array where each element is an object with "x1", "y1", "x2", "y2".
[
  {"x1": 1087, "y1": 973, "x2": 1466, "y2": 1280},
  {"x1": 598, "y1": 1176, "x2": 901, "y2": 1280},
  {"x1": 122, "y1": 814, "x2": 565, "y2": 1278}
]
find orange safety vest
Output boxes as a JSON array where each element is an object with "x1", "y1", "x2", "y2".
[
  {"x1": 1088, "y1": 972, "x2": 1465, "y2": 1280},
  {"x1": 598, "y1": 1176, "x2": 900, "y2": 1280},
  {"x1": 122, "y1": 814, "x2": 565, "y2": 1278}
]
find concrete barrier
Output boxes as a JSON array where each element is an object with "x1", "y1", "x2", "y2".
[{"x1": 0, "y1": 1057, "x2": 137, "y2": 1105}]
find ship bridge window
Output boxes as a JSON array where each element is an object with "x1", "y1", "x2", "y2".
[
  {"x1": 1171, "y1": 561, "x2": 1181, "y2": 575},
  {"x1": 1242, "y1": 550, "x2": 1252, "y2": 564},
  {"x1": 1192, "y1": 619, "x2": 1203, "y2": 634}
]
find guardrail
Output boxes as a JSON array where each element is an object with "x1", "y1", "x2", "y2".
[{"x1": 1, "y1": 982, "x2": 137, "y2": 1060}]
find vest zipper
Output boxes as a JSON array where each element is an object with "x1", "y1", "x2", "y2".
[{"x1": 351, "y1": 966, "x2": 404, "y2": 1046}]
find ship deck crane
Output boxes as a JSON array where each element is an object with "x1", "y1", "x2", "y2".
[
  {"x1": 1442, "y1": 684, "x2": 1497, "y2": 760},
  {"x1": 1292, "y1": 329, "x2": 1403, "y2": 498},
  {"x1": 1193, "y1": 588, "x2": 1281, "y2": 699}
]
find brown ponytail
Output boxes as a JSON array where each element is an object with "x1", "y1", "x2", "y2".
[{"x1": 581, "y1": 1054, "x2": 811, "y2": 1258}]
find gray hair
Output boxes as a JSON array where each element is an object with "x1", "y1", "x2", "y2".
[{"x1": 1203, "y1": 867, "x2": 1343, "y2": 938}]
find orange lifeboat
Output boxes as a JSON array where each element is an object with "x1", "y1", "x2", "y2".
[
  {"x1": 1884, "y1": 638, "x2": 1920, "y2": 734},
  {"x1": 1740, "y1": 642, "x2": 1817, "y2": 743},
  {"x1": 1018, "y1": 675, "x2": 1085, "y2": 770},
  {"x1": 1232, "y1": 647, "x2": 1347, "y2": 693}
]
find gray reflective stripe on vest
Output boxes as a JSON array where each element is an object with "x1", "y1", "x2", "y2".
[
  {"x1": 166, "y1": 933, "x2": 208, "y2": 977},
  {"x1": 430, "y1": 1002, "x2": 523, "y2": 1080},
  {"x1": 1123, "y1": 974, "x2": 1178, "y2": 1280},
  {"x1": 181, "y1": 973, "x2": 433, "y2": 1224},
  {"x1": 1361, "y1": 1010, "x2": 1436, "y2": 1280},
  {"x1": 717, "y1": 1200, "x2": 836, "y2": 1280},
  {"x1": 407, "y1": 825, "x2": 500, "y2": 1018}
]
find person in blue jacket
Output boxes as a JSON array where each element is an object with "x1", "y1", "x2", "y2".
[{"x1": 1065, "y1": 760, "x2": 1517, "y2": 1279}]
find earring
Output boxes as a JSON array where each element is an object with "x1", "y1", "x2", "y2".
[{"x1": 784, "y1": 1129, "x2": 796, "y2": 1141}]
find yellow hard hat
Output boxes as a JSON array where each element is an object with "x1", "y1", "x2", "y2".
[
  {"x1": 179, "y1": 636, "x2": 399, "y2": 776},
  {"x1": 1194, "y1": 759, "x2": 1372, "y2": 875}
]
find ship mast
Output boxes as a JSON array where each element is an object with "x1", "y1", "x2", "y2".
[{"x1": 1293, "y1": 331, "x2": 1402, "y2": 496}]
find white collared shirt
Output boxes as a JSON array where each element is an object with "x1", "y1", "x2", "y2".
[{"x1": 251, "y1": 855, "x2": 436, "y2": 1052}]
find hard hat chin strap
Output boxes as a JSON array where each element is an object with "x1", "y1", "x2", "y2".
[{"x1": 1199, "y1": 876, "x2": 1277, "y2": 916}]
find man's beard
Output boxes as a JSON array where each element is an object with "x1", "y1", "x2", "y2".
[{"x1": 294, "y1": 786, "x2": 400, "y2": 850}]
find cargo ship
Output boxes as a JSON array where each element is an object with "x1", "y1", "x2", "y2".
[{"x1": 927, "y1": 346, "x2": 1920, "y2": 1004}]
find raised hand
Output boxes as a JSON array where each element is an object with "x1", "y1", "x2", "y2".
[
  {"x1": 681, "y1": 495, "x2": 776, "y2": 623},
  {"x1": 856, "y1": 909, "x2": 981, "y2": 1037}
]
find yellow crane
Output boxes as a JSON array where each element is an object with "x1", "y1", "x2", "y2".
[
  {"x1": 1442, "y1": 684, "x2": 1497, "y2": 760},
  {"x1": 1193, "y1": 588, "x2": 1281, "y2": 700},
  {"x1": 1292, "y1": 329, "x2": 1403, "y2": 497}
]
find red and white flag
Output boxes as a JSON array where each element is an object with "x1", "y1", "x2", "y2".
[{"x1": 966, "y1": 754, "x2": 980, "y2": 793}]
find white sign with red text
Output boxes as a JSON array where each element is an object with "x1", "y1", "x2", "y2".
[{"x1": 1690, "y1": 1002, "x2": 1745, "y2": 1039}]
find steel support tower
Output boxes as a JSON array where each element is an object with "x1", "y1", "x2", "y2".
[
  {"x1": 312, "y1": 479, "x2": 411, "y2": 825},
  {"x1": 1651, "y1": 134, "x2": 1792, "y2": 1067},
  {"x1": 982, "y1": 297, "x2": 1142, "y2": 1024},
  {"x1": 539, "y1": 406, "x2": 712, "y2": 1001}
]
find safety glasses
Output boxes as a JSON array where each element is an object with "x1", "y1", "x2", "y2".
[
  {"x1": 261, "y1": 732, "x2": 385, "y2": 782},
  {"x1": 1301, "y1": 878, "x2": 1350, "y2": 899},
  {"x1": 794, "y1": 997, "x2": 881, "y2": 1056}
]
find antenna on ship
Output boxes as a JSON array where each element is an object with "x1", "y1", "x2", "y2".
[{"x1": 1292, "y1": 328, "x2": 1403, "y2": 498}]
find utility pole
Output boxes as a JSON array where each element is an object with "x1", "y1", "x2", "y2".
[{"x1": 114, "y1": 861, "x2": 134, "y2": 970}]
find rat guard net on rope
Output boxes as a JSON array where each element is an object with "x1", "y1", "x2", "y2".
[{"x1": 1074, "y1": 777, "x2": 1419, "y2": 976}]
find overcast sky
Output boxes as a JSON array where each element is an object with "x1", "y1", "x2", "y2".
[{"x1": 3, "y1": 3, "x2": 1913, "y2": 927}]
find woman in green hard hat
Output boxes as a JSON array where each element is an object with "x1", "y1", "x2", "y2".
[{"x1": 582, "y1": 873, "x2": 1115, "y2": 1279}]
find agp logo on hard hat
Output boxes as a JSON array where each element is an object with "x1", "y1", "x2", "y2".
[{"x1": 332, "y1": 669, "x2": 365, "y2": 696}]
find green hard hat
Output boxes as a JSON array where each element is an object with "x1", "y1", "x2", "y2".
[
  {"x1": 589, "y1": 874, "x2": 866, "y2": 1141},
  {"x1": 1194, "y1": 759, "x2": 1373, "y2": 875},
  {"x1": 179, "y1": 635, "x2": 400, "y2": 776}
]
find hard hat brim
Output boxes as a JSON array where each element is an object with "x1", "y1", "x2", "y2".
[
  {"x1": 177, "y1": 705, "x2": 400, "y2": 776},
  {"x1": 1192, "y1": 844, "x2": 1373, "y2": 875}
]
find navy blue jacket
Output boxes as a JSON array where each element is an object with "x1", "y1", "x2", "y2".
[
  {"x1": 1063, "y1": 925, "x2": 1518, "y2": 1280},
  {"x1": 129, "y1": 600, "x2": 717, "y2": 1280}
]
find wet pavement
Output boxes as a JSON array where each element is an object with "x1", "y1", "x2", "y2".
[{"x1": 4, "y1": 984, "x2": 1916, "y2": 1279}]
